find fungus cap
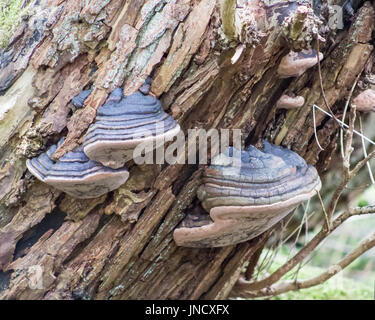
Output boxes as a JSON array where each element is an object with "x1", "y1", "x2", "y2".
[
  {"x1": 277, "y1": 49, "x2": 323, "y2": 78},
  {"x1": 26, "y1": 140, "x2": 129, "y2": 199},
  {"x1": 352, "y1": 89, "x2": 375, "y2": 112},
  {"x1": 173, "y1": 141, "x2": 321, "y2": 247},
  {"x1": 83, "y1": 88, "x2": 181, "y2": 169},
  {"x1": 276, "y1": 94, "x2": 305, "y2": 109}
]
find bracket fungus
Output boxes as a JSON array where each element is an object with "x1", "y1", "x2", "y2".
[
  {"x1": 26, "y1": 139, "x2": 129, "y2": 199},
  {"x1": 83, "y1": 87, "x2": 181, "y2": 169},
  {"x1": 276, "y1": 94, "x2": 305, "y2": 109},
  {"x1": 173, "y1": 141, "x2": 321, "y2": 248},
  {"x1": 352, "y1": 89, "x2": 375, "y2": 112},
  {"x1": 277, "y1": 49, "x2": 323, "y2": 78}
]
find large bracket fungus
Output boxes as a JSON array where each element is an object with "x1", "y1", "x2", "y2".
[
  {"x1": 26, "y1": 81, "x2": 181, "y2": 199},
  {"x1": 26, "y1": 140, "x2": 129, "y2": 199},
  {"x1": 173, "y1": 141, "x2": 321, "y2": 248},
  {"x1": 83, "y1": 87, "x2": 181, "y2": 169}
]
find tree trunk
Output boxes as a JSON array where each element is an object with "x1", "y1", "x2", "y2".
[{"x1": 0, "y1": 0, "x2": 374, "y2": 299}]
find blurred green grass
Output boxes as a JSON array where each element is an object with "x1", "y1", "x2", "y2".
[
  {"x1": 251, "y1": 213, "x2": 375, "y2": 300},
  {"x1": 263, "y1": 252, "x2": 374, "y2": 300},
  {"x1": 0, "y1": 0, "x2": 29, "y2": 48},
  {"x1": 263, "y1": 196, "x2": 375, "y2": 300}
]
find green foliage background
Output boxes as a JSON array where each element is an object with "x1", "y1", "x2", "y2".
[{"x1": 0, "y1": 0, "x2": 29, "y2": 48}]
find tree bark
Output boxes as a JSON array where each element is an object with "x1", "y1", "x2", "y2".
[{"x1": 0, "y1": 0, "x2": 374, "y2": 299}]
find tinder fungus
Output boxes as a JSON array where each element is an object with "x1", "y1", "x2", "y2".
[
  {"x1": 26, "y1": 140, "x2": 129, "y2": 199},
  {"x1": 173, "y1": 141, "x2": 321, "y2": 248},
  {"x1": 352, "y1": 89, "x2": 375, "y2": 112},
  {"x1": 277, "y1": 49, "x2": 323, "y2": 78},
  {"x1": 83, "y1": 87, "x2": 181, "y2": 169}
]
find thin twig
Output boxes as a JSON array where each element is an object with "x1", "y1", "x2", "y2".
[
  {"x1": 234, "y1": 205, "x2": 375, "y2": 292},
  {"x1": 344, "y1": 184, "x2": 370, "y2": 190},
  {"x1": 291, "y1": 211, "x2": 310, "y2": 281},
  {"x1": 317, "y1": 190, "x2": 330, "y2": 230},
  {"x1": 313, "y1": 105, "x2": 375, "y2": 148},
  {"x1": 284, "y1": 202, "x2": 310, "y2": 262},
  {"x1": 312, "y1": 104, "x2": 324, "y2": 150},
  {"x1": 350, "y1": 147, "x2": 375, "y2": 178},
  {"x1": 316, "y1": 36, "x2": 342, "y2": 126},
  {"x1": 234, "y1": 230, "x2": 375, "y2": 298},
  {"x1": 280, "y1": 210, "x2": 317, "y2": 246},
  {"x1": 343, "y1": 104, "x2": 356, "y2": 172},
  {"x1": 340, "y1": 72, "x2": 361, "y2": 159},
  {"x1": 359, "y1": 115, "x2": 375, "y2": 184}
]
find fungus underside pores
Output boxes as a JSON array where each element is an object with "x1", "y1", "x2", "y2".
[{"x1": 173, "y1": 141, "x2": 321, "y2": 248}]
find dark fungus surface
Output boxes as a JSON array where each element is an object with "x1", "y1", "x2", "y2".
[
  {"x1": 174, "y1": 141, "x2": 321, "y2": 248},
  {"x1": 26, "y1": 139, "x2": 129, "y2": 199},
  {"x1": 83, "y1": 87, "x2": 180, "y2": 169}
]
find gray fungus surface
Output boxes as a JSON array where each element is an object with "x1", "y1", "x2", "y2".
[
  {"x1": 26, "y1": 139, "x2": 129, "y2": 199},
  {"x1": 27, "y1": 85, "x2": 321, "y2": 247},
  {"x1": 83, "y1": 88, "x2": 180, "y2": 169},
  {"x1": 173, "y1": 141, "x2": 321, "y2": 247}
]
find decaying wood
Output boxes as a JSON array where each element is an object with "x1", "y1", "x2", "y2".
[{"x1": 0, "y1": 0, "x2": 374, "y2": 299}]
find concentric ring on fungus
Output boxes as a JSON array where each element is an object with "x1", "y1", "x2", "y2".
[
  {"x1": 83, "y1": 88, "x2": 181, "y2": 169},
  {"x1": 173, "y1": 141, "x2": 321, "y2": 248},
  {"x1": 26, "y1": 139, "x2": 129, "y2": 199}
]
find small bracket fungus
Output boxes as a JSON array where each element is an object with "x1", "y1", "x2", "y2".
[
  {"x1": 83, "y1": 87, "x2": 181, "y2": 169},
  {"x1": 173, "y1": 141, "x2": 321, "y2": 248},
  {"x1": 26, "y1": 139, "x2": 129, "y2": 199},
  {"x1": 276, "y1": 94, "x2": 305, "y2": 109},
  {"x1": 277, "y1": 49, "x2": 324, "y2": 78},
  {"x1": 352, "y1": 89, "x2": 375, "y2": 112}
]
